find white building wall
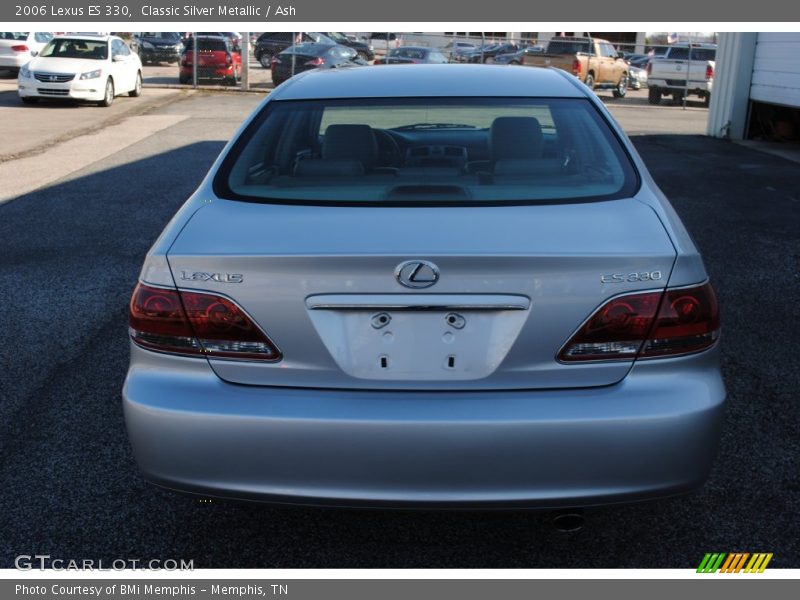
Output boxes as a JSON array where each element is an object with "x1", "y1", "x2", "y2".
[
  {"x1": 750, "y1": 32, "x2": 800, "y2": 108},
  {"x1": 707, "y1": 32, "x2": 757, "y2": 139}
]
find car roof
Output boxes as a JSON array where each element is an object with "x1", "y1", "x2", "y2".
[
  {"x1": 54, "y1": 34, "x2": 113, "y2": 42},
  {"x1": 271, "y1": 64, "x2": 585, "y2": 100},
  {"x1": 669, "y1": 42, "x2": 717, "y2": 48}
]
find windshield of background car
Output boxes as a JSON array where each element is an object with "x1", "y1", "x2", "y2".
[
  {"x1": 321, "y1": 32, "x2": 348, "y2": 43},
  {"x1": 141, "y1": 32, "x2": 180, "y2": 41},
  {"x1": 1, "y1": 32, "x2": 28, "y2": 40},
  {"x1": 217, "y1": 97, "x2": 638, "y2": 205},
  {"x1": 393, "y1": 48, "x2": 427, "y2": 60},
  {"x1": 40, "y1": 38, "x2": 108, "y2": 60}
]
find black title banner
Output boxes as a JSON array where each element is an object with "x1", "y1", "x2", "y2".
[{"x1": 3, "y1": 0, "x2": 800, "y2": 22}]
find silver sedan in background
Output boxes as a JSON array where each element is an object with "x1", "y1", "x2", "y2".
[{"x1": 124, "y1": 65, "x2": 725, "y2": 509}]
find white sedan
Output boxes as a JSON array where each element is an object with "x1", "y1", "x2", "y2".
[
  {"x1": 18, "y1": 35, "x2": 142, "y2": 107},
  {"x1": 0, "y1": 32, "x2": 53, "y2": 73}
]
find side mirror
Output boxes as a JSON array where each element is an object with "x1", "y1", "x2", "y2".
[
  {"x1": 31, "y1": 51, "x2": 38, "y2": 57},
  {"x1": 617, "y1": 51, "x2": 625, "y2": 59}
]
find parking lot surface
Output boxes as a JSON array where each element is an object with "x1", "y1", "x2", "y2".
[{"x1": 0, "y1": 90, "x2": 796, "y2": 568}]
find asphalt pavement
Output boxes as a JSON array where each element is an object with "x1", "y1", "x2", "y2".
[{"x1": 0, "y1": 91, "x2": 797, "y2": 569}]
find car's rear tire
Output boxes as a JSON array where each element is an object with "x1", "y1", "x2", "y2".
[
  {"x1": 613, "y1": 73, "x2": 628, "y2": 98},
  {"x1": 703, "y1": 93, "x2": 711, "y2": 107},
  {"x1": 259, "y1": 52, "x2": 272, "y2": 68},
  {"x1": 129, "y1": 71, "x2": 142, "y2": 97},
  {"x1": 584, "y1": 73, "x2": 595, "y2": 90},
  {"x1": 20, "y1": 96, "x2": 38, "y2": 104},
  {"x1": 510, "y1": 60, "x2": 521, "y2": 65},
  {"x1": 648, "y1": 87, "x2": 661, "y2": 104},
  {"x1": 98, "y1": 78, "x2": 114, "y2": 107},
  {"x1": 178, "y1": 72, "x2": 190, "y2": 85}
]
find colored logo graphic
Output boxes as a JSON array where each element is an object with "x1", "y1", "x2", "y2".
[{"x1": 697, "y1": 553, "x2": 773, "y2": 573}]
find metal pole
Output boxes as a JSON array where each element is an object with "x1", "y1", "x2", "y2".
[
  {"x1": 241, "y1": 31, "x2": 249, "y2": 91},
  {"x1": 192, "y1": 31, "x2": 197, "y2": 88},
  {"x1": 481, "y1": 32, "x2": 485, "y2": 63},
  {"x1": 683, "y1": 33, "x2": 691, "y2": 110},
  {"x1": 291, "y1": 32, "x2": 297, "y2": 77}
]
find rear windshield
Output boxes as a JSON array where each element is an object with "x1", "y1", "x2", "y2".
[
  {"x1": 184, "y1": 38, "x2": 228, "y2": 52},
  {"x1": 547, "y1": 40, "x2": 592, "y2": 54},
  {"x1": 1, "y1": 32, "x2": 28, "y2": 40},
  {"x1": 667, "y1": 46, "x2": 716, "y2": 61},
  {"x1": 215, "y1": 97, "x2": 638, "y2": 206}
]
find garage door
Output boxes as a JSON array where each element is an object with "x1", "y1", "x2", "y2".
[{"x1": 750, "y1": 32, "x2": 800, "y2": 108}]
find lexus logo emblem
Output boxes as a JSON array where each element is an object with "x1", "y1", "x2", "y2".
[{"x1": 395, "y1": 260, "x2": 440, "y2": 289}]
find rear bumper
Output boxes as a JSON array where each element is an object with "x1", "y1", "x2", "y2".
[
  {"x1": 123, "y1": 344, "x2": 725, "y2": 508},
  {"x1": 0, "y1": 55, "x2": 29, "y2": 69},
  {"x1": 648, "y1": 78, "x2": 713, "y2": 94},
  {"x1": 179, "y1": 65, "x2": 235, "y2": 80}
]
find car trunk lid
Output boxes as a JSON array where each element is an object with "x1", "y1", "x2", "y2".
[{"x1": 165, "y1": 198, "x2": 676, "y2": 390}]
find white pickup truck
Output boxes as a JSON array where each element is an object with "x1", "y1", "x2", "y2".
[{"x1": 646, "y1": 43, "x2": 716, "y2": 106}]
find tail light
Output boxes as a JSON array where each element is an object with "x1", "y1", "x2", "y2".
[
  {"x1": 11, "y1": 44, "x2": 29, "y2": 52},
  {"x1": 304, "y1": 57, "x2": 325, "y2": 66},
  {"x1": 705, "y1": 64, "x2": 714, "y2": 80},
  {"x1": 558, "y1": 282, "x2": 719, "y2": 362},
  {"x1": 129, "y1": 283, "x2": 281, "y2": 361},
  {"x1": 571, "y1": 58, "x2": 582, "y2": 76}
]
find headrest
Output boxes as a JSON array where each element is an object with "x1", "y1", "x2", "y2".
[
  {"x1": 490, "y1": 116, "x2": 544, "y2": 162},
  {"x1": 322, "y1": 124, "x2": 378, "y2": 169}
]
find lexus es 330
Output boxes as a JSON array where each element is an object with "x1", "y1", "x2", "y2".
[{"x1": 123, "y1": 65, "x2": 725, "y2": 508}]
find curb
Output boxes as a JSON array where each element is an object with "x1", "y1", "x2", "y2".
[{"x1": 142, "y1": 82, "x2": 271, "y2": 94}]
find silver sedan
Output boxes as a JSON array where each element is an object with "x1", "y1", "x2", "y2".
[{"x1": 124, "y1": 65, "x2": 725, "y2": 508}]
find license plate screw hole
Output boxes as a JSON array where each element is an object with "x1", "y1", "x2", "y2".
[
  {"x1": 371, "y1": 312, "x2": 392, "y2": 329},
  {"x1": 445, "y1": 312, "x2": 465, "y2": 329}
]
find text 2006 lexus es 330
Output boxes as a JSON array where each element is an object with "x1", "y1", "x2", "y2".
[{"x1": 123, "y1": 65, "x2": 725, "y2": 508}]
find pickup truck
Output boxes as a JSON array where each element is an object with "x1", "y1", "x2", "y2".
[
  {"x1": 646, "y1": 43, "x2": 716, "y2": 106},
  {"x1": 521, "y1": 36, "x2": 630, "y2": 97}
]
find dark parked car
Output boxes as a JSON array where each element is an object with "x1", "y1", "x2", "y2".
[
  {"x1": 254, "y1": 32, "x2": 339, "y2": 68},
  {"x1": 179, "y1": 35, "x2": 241, "y2": 85},
  {"x1": 317, "y1": 32, "x2": 374, "y2": 61},
  {"x1": 374, "y1": 46, "x2": 449, "y2": 65},
  {"x1": 465, "y1": 43, "x2": 520, "y2": 63},
  {"x1": 492, "y1": 45, "x2": 545, "y2": 65},
  {"x1": 133, "y1": 32, "x2": 183, "y2": 65},
  {"x1": 270, "y1": 43, "x2": 364, "y2": 86},
  {"x1": 444, "y1": 40, "x2": 476, "y2": 62},
  {"x1": 628, "y1": 55, "x2": 651, "y2": 69}
]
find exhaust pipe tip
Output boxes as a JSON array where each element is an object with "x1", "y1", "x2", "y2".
[{"x1": 552, "y1": 510, "x2": 585, "y2": 533}]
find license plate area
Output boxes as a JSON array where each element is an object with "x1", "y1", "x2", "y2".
[{"x1": 306, "y1": 294, "x2": 530, "y2": 381}]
